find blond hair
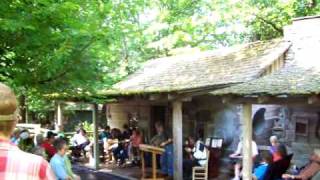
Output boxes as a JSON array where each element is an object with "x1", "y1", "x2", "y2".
[{"x1": 0, "y1": 83, "x2": 18, "y2": 136}]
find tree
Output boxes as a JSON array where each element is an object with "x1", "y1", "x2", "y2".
[
  {"x1": 1, "y1": 0, "x2": 320, "y2": 123},
  {"x1": 0, "y1": 0, "x2": 151, "y2": 122}
]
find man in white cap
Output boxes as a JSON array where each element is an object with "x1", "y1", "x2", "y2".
[{"x1": 0, "y1": 83, "x2": 55, "y2": 179}]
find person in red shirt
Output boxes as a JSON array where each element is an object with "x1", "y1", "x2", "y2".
[
  {"x1": 130, "y1": 128, "x2": 143, "y2": 164},
  {"x1": 0, "y1": 83, "x2": 55, "y2": 179},
  {"x1": 42, "y1": 131, "x2": 57, "y2": 161}
]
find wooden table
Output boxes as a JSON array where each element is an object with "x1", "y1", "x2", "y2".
[{"x1": 139, "y1": 144, "x2": 165, "y2": 180}]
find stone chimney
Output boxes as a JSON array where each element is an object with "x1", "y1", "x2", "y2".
[{"x1": 283, "y1": 16, "x2": 320, "y2": 67}]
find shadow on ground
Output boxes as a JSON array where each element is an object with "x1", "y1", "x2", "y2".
[{"x1": 72, "y1": 163, "x2": 130, "y2": 180}]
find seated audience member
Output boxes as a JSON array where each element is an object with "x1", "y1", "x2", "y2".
[
  {"x1": 57, "y1": 125, "x2": 66, "y2": 139},
  {"x1": 108, "y1": 128, "x2": 121, "y2": 152},
  {"x1": 122, "y1": 124, "x2": 131, "y2": 140},
  {"x1": 50, "y1": 138, "x2": 72, "y2": 180},
  {"x1": 130, "y1": 128, "x2": 143, "y2": 164},
  {"x1": 71, "y1": 128, "x2": 90, "y2": 157},
  {"x1": 109, "y1": 128, "x2": 128, "y2": 165},
  {"x1": 99, "y1": 125, "x2": 111, "y2": 142},
  {"x1": 42, "y1": 131, "x2": 57, "y2": 160},
  {"x1": 229, "y1": 137, "x2": 259, "y2": 180},
  {"x1": 18, "y1": 129, "x2": 35, "y2": 153},
  {"x1": 282, "y1": 149, "x2": 320, "y2": 180},
  {"x1": 99, "y1": 125, "x2": 111, "y2": 158},
  {"x1": 269, "y1": 135, "x2": 280, "y2": 155},
  {"x1": 183, "y1": 137, "x2": 208, "y2": 180},
  {"x1": 10, "y1": 128, "x2": 20, "y2": 145},
  {"x1": 32, "y1": 133, "x2": 47, "y2": 158},
  {"x1": 184, "y1": 136, "x2": 196, "y2": 160},
  {"x1": 253, "y1": 152, "x2": 273, "y2": 180},
  {"x1": 273, "y1": 144, "x2": 288, "y2": 162},
  {"x1": 64, "y1": 153, "x2": 80, "y2": 180},
  {"x1": 264, "y1": 153, "x2": 293, "y2": 180}
]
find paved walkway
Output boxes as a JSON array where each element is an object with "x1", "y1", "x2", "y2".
[{"x1": 72, "y1": 164, "x2": 131, "y2": 180}]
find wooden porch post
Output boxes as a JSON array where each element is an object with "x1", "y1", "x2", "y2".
[
  {"x1": 92, "y1": 103, "x2": 99, "y2": 170},
  {"x1": 242, "y1": 103, "x2": 252, "y2": 180},
  {"x1": 172, "y1": 100, "x2": 183, "y2": 180},
  {"x1": 55, "y1": 101, "x2": 63, "y2": 131}
]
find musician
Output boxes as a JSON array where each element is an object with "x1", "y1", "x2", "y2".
[
  {"x1": 160, "y1": 133, "x2": 173, "y2": 177},
  {"x1": 146, "y1": 122, "x2": 172, "y2": 169},
  {"x1": 183, "y1": 136, "x2": 208, "y2": 180},
  {"x1": 150, "y1": 122, "x2": 169, "y2": 147}
]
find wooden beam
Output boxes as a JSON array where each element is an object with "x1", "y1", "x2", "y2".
[
  {"x1": 257, "y1": 96, "x2": 270, "y2": 104},
  {"x1": 92, "y1": 103, "x2": 99, "y2": 170},
  {"x1": 242, "y1": 103, "x2": 252, "y2": 180},
  {"x1": 222, "y1": 96, "x2": 310, "y2": 105},
  {"x1": 308, "y1": 95, "x2": 320, "y2": 104},
  {"x1": 172, "y1": 101, "x2": 183, "y2": 180},
  {"x1": 149, "y1": 94, "x2": 162, "y2": 101},
  {"x1": 181, "y1": 96, "x2": 192, "y2": 102},
  {"x1": 222, "y1": 96, "x2": 233, "y2": 104},
  {"x1": 168, "y1": 94, "x2": 175, "y2": 101}
]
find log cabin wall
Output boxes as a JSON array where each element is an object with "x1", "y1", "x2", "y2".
[
  {"x1": 107, "y1": 103, "x2": 151, "y2": 140},
  {"x1": 107, "y1": 99, "x2": 320, "y2": 168}
]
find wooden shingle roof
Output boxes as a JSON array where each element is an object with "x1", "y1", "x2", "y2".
[
  {"x1": 211, "y1": 64, "x2": 320, "y2": 96},
  {"x1": 212, "y1": 16, "x2": 320, "y2": 97},
  {"x1": 102, "y1": 39, "x2": 291, "y2": 95}
]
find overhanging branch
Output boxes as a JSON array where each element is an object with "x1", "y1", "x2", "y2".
[
  {"x1": 36, "y1": 39, "x2": 96, "y2": 84},
  {"x1": 255, "y1": 15, "x2": 283, "y2": 35}
]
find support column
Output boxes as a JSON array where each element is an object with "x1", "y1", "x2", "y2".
[
  {"x1": 55, "y1": 101, "x2": 63, "y2": 131},
  {"x1": 172, "y1": 101, "x2": 183, "y2": 180},
  {"x1": 92, "y1": 103, "x2": 99, "y2": 170},
  {"x1": 242, "y1": 103, "x2": 252, "y2": 180}
]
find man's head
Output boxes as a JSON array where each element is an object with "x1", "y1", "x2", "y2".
[
  {"x1": 123, "y1": 124, "x2": 129, "y2": 130},
  {"x1": 53, "y1": 138, "x2": 68, "y2": 156},
  {"x1": 0, "y1": 83, "x2": 18, "y2": 138},
  {"x1": 47, "y1": 131, "x2": 57, "y2": 143},
  {"x1": 261, "y1": 152, "x2": 273, "y2": 164},
  {"x1": 276, "y1": 144, "x2": 288, "y2": 158},
  {"x1": 105, "y1": 125, "x2": 110, "y2": 132},
  {"x1": 155, "y1": 121, "x2": 164, "y2": 134},
  {"x1": 35, "y1": 134, "x2": 44, "y2": 146},
  {"x1": 269, "y1": 135, "x2": 278, "y2": 146}
]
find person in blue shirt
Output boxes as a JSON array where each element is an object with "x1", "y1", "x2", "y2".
[
  {"x1": 253, "y1": 152, "x2": 273, "y2": 180},
  {"x1": 50, "y1": 138, "x2": 71, "y2": 180}
]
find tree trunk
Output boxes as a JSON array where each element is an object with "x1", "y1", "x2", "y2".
[{"x1": 19, "y1": 95, "x2": 27, "y2": 123}]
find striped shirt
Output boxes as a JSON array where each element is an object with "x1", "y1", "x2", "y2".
[
  {"x1": 298, "y1": 154, "x2": 320, "y2": 180},
  {"x1": 0, "y1": 138, "x2": 55, "y2": 180}
]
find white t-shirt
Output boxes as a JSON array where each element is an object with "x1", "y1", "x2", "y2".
[
  {"x1": 72, "y1": 133, "x2": 88, "y2": 145},
  {"x1": 193, "y1": 140, "x2": 208, "y2": 166},
  {"x1": 235, "y1": 140, "x2": 259, "y2": 157}
]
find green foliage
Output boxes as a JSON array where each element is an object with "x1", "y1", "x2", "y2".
[{"x1": 1, "y1": 0, "x2": 320, "y2": 117}]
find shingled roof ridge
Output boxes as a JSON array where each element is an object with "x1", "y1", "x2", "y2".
[
  {"x1": 105, "y1": 38, "x2": 290, "y2": 96},
  {"x1": 143, "y1": 38, "x2": 285, "y2": 65}
]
